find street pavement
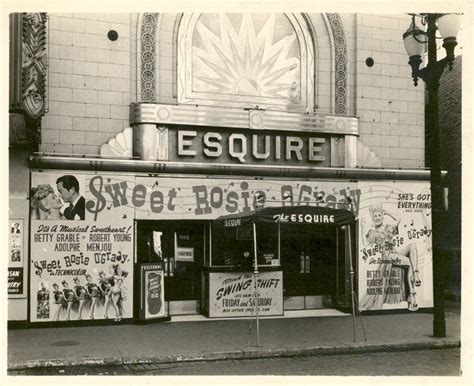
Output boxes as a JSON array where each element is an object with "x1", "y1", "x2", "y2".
[{"x1": 7, "y1": 306, "x2": 461, "y2": 372}]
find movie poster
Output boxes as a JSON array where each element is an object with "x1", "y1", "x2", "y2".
[
  {"x1": 8, "y1": 268, "x2": 24, "y2": 295},
  {"x1": 209, "y1": 271, "x2": 283, "y2": 317},
  {"x1": 30, "y1": 172, "x2": 134, "y2": 323},
  {"x1": 357, "y1": 181, "x2": 433, "y2": 311},
  {"x1": 9, "y1": 219, "x2": 25, "y2": 297},
  {"x1": 141, "y1": 265, "x2": 166, "y2": 320}
]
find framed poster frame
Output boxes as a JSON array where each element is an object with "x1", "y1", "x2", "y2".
[
  {"x1": 9, "y1": 219, "x2": 26, "y2": 298},
  {"x1": 140, "y1": 264, "x2": 168, "y2": 321}
]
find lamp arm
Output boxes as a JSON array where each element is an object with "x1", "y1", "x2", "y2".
[
  {"x1": 412, "y1": 56, "x2": 450, "y2": 86},
  {"x1": 429, "y1": 57, "x2": 450, "y2": 84}
]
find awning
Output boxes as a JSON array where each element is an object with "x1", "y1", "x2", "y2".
[{"x1": 213, "y1": 206, "x2": 355, "y2": 229}]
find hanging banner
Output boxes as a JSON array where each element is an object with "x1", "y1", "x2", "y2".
[
  {"x1": 9, "y1": 219, "x2": 25, "y2": 297},
  {"x1": 208, "y1": 271, "x2": 283, "y2": 317},
  {"x1": 30, "y1": 172, "x2": 134, "y2": 323},
  {"x1": 357, "y1": 181, "x2": 433, "y2": 311},
  {"x1": 132, "y1": 176, "x2": 360, "y2": 220}
]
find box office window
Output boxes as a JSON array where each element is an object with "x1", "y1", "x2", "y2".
[{"x1": 211, "y1": 223, "x2": 279, "y2": 268}]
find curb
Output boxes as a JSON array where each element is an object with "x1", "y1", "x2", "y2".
[
  {"x1": 8, "y1": 339, "x2": 461, "y2": 371},
  {"x1": 8, "y1": 356, "x2": 123, "y2": 370}
]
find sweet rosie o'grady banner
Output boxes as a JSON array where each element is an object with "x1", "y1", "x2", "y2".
[
  {"x1": 133, "y1": 177, "x2": 360, "y2": 219},
  {"x1": 357, "y1": 181, "x2": 433, "y2": 312},
  {"x1": 31, "y1": 173, "x2": 360, "y2": 221},
  {"x1": 30, "y1": 172, "x2": 134, "y2": 323},
  {"x1": 209, "y1": 271, "x2": 283, "y2": 317}
]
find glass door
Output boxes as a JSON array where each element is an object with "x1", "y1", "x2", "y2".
[
  {"x1": 280, "y1": 224, "x2": 337, "y2": 309},
  {"x1": 135, "y1": 221, "x2": 205, "y2": 315}
]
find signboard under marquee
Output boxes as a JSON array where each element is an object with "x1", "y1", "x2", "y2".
[{"x1": 208, "y1": 271, "x2": 283, "y2": 318}]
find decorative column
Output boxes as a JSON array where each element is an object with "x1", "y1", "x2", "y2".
[
  {"x1": 133, "y1": 124, "x2": 158, "y2": 161},
  {"x1": 9, "y1": 12, "x2": 48, "y2": 147}
]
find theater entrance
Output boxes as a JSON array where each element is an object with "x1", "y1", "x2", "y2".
[
  {"x1": 280, "y1": 224, "x2": 337, "y2": 309},
  {"x1": 213, "y1": 206, "x2": 356, "y2": 313}
]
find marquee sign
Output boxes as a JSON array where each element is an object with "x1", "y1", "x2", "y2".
[
  {"x1": 130, "y1": 103, "x2": 358, "y2": 167},
  {"x1": 173, "y1": 129, "x2": 330, "y2": 166}
]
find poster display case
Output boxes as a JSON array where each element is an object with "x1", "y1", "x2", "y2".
[
  {"x1": 139, "y1": 264, "x2": 168, "y2": 321},
  {"x1": 9, "y1": 219, "x2": 25, "y2": 297}
]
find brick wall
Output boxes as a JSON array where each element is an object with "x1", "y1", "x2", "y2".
[
  {"x1": 438, "y1": 56, "x2": 462, "y2": 250},
  {"x1": 42, "y1": 13, "x2": 133, "y2": 155},
  {"x1": 439, "y1": 56, "x2": 462, "y2": 169},
  {"x1": 354, "y1": 14, "x2": 425, "y2": 168}
]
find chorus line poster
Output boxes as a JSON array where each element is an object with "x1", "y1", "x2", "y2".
[
  {"x1": 357, "y1": 181, "x2": 433, "y2": 311},
  {"x1": 30, "y1": 172, "x2": 134, "y2": 323}
]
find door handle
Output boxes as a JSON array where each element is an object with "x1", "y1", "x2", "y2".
[
  {"x1": 300, "y1": 253, "x2": 310, "y2": 274},
  {"x1": 305, "y1": 255, "x2": 310, "y2": 274}
]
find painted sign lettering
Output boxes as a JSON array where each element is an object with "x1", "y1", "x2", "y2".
[{"x1": 88, "y1": 176, "x2": 361, "y2": 220}]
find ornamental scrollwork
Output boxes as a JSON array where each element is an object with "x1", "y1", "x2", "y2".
[
  {"x1": 21, "y1": 12, "x2": 48, "y2": 120},
  {"x1": 141, "y1": 13, "x2": 158, "y2": 102}
]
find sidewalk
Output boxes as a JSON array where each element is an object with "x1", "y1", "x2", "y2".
[{"x1": 7, "y1": 308, "x2": 461, "y2": 370}]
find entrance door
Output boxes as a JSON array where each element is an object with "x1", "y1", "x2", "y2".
[
  {"x1": 280, "y1": 224, "x2": 337, "y2": 309},
  {"x1": 135, "y1": 221, "x2": 205, "y2": 316}
]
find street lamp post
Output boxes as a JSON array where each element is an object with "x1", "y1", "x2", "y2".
[{"x1": 403, "y1": 13, "x2": 461, "y2": 338}]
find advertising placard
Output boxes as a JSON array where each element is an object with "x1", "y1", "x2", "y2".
[
  {"x1": 9, "y1": 219, "x2": 25, "y2": 297},
  {"x1": 8, "y1": 268, "x2": 24, "y2": 295},
  {"x1": 141, "y1": 264, "x2": 166, "y2": 320},
  {"x1": 357, "y1": 181, "x2": 433, "y2": 311},
  {"x1": 30, "y1": 172, "x2": 134, "y2": 323},
  {"x1": 9, "y1": 220, "x2": 23, "y2": 263},
  {"x1": 176, "y1": 247, "x2": 194, "y2": 262},
  {"x1": 209, "y1": 271, "x2": 283, "y2": 317}
]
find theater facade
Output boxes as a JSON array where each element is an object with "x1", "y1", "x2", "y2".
[{"x1": 9, "y1": 12, "x2": 434, "y2": 326}]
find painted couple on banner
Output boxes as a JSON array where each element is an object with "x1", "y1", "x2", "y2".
[{"x1": 31, "y1": 175, "x2": 85, "y2": 221}]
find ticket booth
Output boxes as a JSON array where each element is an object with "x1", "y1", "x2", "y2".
[{"x1": 203, "y1": 206, "x2": 356, "y2": 317}]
